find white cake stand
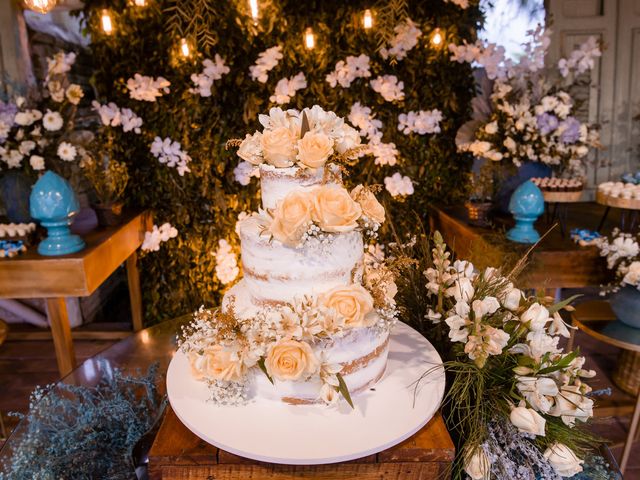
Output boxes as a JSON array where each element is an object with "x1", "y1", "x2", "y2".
[{"x1": 166, "y1": 321, "x2": 445, "y2": 465}]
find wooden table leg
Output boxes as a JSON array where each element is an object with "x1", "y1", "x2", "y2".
[
  {"x1": 45, "y1": 298, "x2": 77, "y2": 377},
  {"x1": 620, "y1": 389, "x2": 640, "y2": 473},
  {"x1": 126, "y1": 251, "x2": 144, "y2": 332}
]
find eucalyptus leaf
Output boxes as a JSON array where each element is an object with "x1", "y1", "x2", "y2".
[{"x1": 336, "y1": 373, "x2": 354, "y2": 409}]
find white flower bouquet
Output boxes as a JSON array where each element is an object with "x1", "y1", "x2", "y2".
[
  {"x1": 598, "y1": 229, "x2": 640, "y2": 292},
  {"x1": 453, "y1": 27, "x2": 601, "y2": 177},
  {"x1": 0, "y1": 51, "x2": 86, "y2": 175},
  {"x1": 397, "y1": 231, "x2": 605, "y2": 479}
]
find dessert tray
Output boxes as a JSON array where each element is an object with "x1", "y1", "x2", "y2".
[
  {"x1": 596, "y1": 189, "x2": 640, "y2": 210},
  {"x1": 167, "y1": 321, "x2": 445, "y2": 465}
]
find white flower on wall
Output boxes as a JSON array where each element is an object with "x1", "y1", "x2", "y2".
[
  {"x1": 126, "y1": 73, "x2": 171, "y2": 102},
  {"x1": 370, "y1": 75, "x2": 405, "y2": 102},
  {"x1": 348, "y1": 102, "x2": 398, "y2": 167},
  {"x1": 249, "y1": 46, "x2": 283, "y2": 83},
  {"x1": 190, "y1": 55, "x2": 231, "y2": 97},
  {"x1": 326, "y1": 54, "x2": 371, "y2": 88},
  {"x1": 92, "y1": 101, "x2": 143, "y2": 134},
  {"x1": 214, "y1": 239, "x2": 240, "y2": 285},
  {"x1": 398, "y1": 109, "x2": 443, "y2": 135},
  {"x1": 380, "y1": 18, "x2": 422, "y2": 61},
  {"x1": 141, "y1": 223, "x2": 178, "y2": 252},
  {"x1": 150, "y1": 136, "x2": 191, "y2": 176},
  {"x1": 384, "y1": 172, "x2": 414, "y2": 197},
  {"x1": 558, "y1": 36, "x2": 601, "y2": 78},
  {"x1": 269, "y1": 72, "x2": 307, "y2": 105}
]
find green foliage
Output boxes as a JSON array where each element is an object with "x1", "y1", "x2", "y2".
[
  {"x1": 0, "y1": 363, "x2": 163, "y2": 479},
  {"x1": 75, "y1": 0, "x2": 481, "y2": 324}
]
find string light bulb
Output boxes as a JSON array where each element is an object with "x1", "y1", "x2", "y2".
[
  {"x1": 304, "y1": 27, "x2": 315, "y2": 50},
  {"x1": 101, "y1": 9, "x2": 113, "y2": 34},
  {"x1": 134, "y1": 0, "x2": 147, "y2": 6},
  {"x1": 363, "y1": 9, "x2": 373, "y2": 29},
  {"x1": 23, "y1": 0, "x2": 57, "y2": 14},
  {"x1": 431, "y1": 28, "x2": 443, "y2": 47},
  {"x1": 249, "y1": 0, "x2": 259, "y2": 24},
  {"x1": 180, "y1": 38, "x2": 191, "y2": 58}
]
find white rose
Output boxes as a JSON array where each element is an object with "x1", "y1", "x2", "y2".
[
  {"x1": 14, "y1": 112, "x2": 33, "y2": 126},
  {"x1": 520, "y1": 303, "x2": 550, "y2": 331},
  {"x1": 510, "y1": 404, "x2": 546, "y2": 436},
  {"x1": 237, "y1": 132, "x2": 263, "y2": 165},
  {"x1": 29, "y1": 155, "x2": 45, "y2": 171},
  {"x1": 623, "y1": 261, "x2": 640, "y2": 287},
  {"x1": 464, "y1": 447, "x2": 490, "y2": 480},
  {"x1": 502, "y1": 286, "x2": 523, "y2": 311},
  {"x1": 544, "y1": 443, "x2": 584, "y2": 477}
]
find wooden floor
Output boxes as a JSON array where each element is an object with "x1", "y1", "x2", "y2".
[{"x1": 1, "y1": 328, "x2": 640, "y2": 478}]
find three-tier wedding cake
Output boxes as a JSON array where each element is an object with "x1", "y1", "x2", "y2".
[{"x1": 180, "y1": 106, "x2": 398, "y2": 407}]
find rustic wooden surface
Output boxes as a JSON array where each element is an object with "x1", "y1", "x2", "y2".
[
  {"x1": 596, "y1": 190, "x2": 640, "y2": 210},
  {"x1": 0, "y1": 210, "x2": 152, "y2": 376},
  {"x1": 148, "y1": 406, "x2": 454, "y2": 480},
  {"x1": 429, "y1": 203, "x2": 610, "y2": 289}
]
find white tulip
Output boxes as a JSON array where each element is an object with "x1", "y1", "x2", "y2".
[
  {"x1": 464, "y1": 447, "x2": 490, "y2": 480},
  {"x1": 544, "y1": 443, "x2": 584, "y2": 477},
  {"x1": 502, "y1": 287, "x2": 523, "y2": 311},
  {"x1": 510, "y1": 405, "x2": 546, "y2": 436}
]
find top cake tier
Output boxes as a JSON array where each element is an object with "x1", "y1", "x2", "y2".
[{"x1": 259, "y1": 164, "x2": 325, "y2": 210}]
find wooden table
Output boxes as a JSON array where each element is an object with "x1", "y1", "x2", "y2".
[
  {"x1": 568, "y1": 300, "x2": 640, "y2": 474},
  {"x1": 148, "y1": 406, "x2": 455, "y2": 480},
  {"x1": 429, "y1": 203, "x2": 612, "y2": 289},
  {"x1": 0, "y1": 211, "x2": 152, "y2": 377}
]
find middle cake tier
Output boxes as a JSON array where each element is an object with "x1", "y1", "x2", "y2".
[{"x1": 238, "y1": 215, "x2": 364, "y2": 304}]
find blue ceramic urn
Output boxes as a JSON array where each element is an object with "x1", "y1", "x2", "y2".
[
  {"x1": 506, "y1": 180, "x2": 544, "y2": 244},
  {"x1": 610, "y1": 286, "x2": 640, "y2": 329},
  {"x1": 29, "y1": 171, "x2": 86, "y2": 256}
]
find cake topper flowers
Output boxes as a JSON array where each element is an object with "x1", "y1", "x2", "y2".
[{"x1": 227, "y1": 106, "x2": 366, "y2": 172}]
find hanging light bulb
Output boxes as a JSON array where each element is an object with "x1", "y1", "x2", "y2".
[
  {"x1": 304, "y1": 27, "x2": 315, "y2": 50},
  {"x1": 249, "y1": 0, "x2": 259, "y2": 24},
  {"x1": 363, "y1": 9, "x2": 373, "y2": 29},
  {"x1": 101, "y1": 9, "x2": 113, "y2": 34},
  {"x1": 23, "y1": 0, "x2": 57, "y2": 14},
  {"x1": 431, "y1": 28, "x2": 443, "y2": 47},
  {"x1": 180, "y1": 38, "x2": 191, "y2": 58},
  {"x1": 134, "y1": 0, "x2": 147, "y2": 6}
]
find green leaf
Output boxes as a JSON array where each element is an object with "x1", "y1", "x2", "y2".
[
  {"x1": 257, "y1": 358, "x2": 274, "y2": 385},
  {"x1": 547, "y1": 294, "x2": 581, "y2": 315},
  {"x1": 538, "y1": 350, "x2": 580, "y2": 375},
  {"x1": 336, "y1": 373, "x2": 354, "y2": 409}
]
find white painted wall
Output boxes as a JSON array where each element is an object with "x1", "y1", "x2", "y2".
[{"x1": 547, "y1": 0, "x2": 640, "y2": 192}]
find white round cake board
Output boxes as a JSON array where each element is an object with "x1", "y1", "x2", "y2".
[{"x1": 166, "y1": 321, "x2": 445, "y2": 465}]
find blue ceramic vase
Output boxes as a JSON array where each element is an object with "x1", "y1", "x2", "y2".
[
  {"x1": 29, "y1": 171, "x2": 85, "y2": 256},
  {"x1": 506, "y1": 180, "x2": 544, "y2": 244},
  {"x1": 610, "y1": 286, "x2": 640, "y2": 329}
]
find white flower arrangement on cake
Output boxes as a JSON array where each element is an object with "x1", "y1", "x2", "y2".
[
  {"x1": 228, "y1": 105, "x2": 364, "y2": 171},
  {"x1": 597, "y1": 229, "x2": 640, "y2": 292}
]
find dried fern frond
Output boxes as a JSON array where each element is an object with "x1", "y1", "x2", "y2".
[{"x1": 225, "y1": 138, "x2": 243, "y2": 150}]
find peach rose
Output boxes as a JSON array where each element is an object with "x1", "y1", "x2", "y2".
[
  {"x1": 237, "y1": 131, "x2": 263, "y2": 165},
  {"x1": 297, "y1": 131, "x2": 333, "y2": 169},
  {"x1": 311, "y1": 184, "x2": 362, "y2": 233},
  {"x1": 350, "y1": 185, "x2": 385, "y2": 224},
  {"x1": 265, "y1": 338, "x2": 319, "y2": 381},
  {"x1": 188, "y1": 345, "x2": 246, "y2": 382},
  {"x1": 322, "y1": 284, "x2": 375, "y2": 328},
  {"x1": 261, "y1": 126, "x2": 297, "y2": 167},
  {"x1": 268, "y1": 190, "x2": 313, "y2": 246}
]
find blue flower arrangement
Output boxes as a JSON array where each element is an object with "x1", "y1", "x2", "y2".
[{"x1": 0, "y1": 362, "x2": 163, "y2": 480}]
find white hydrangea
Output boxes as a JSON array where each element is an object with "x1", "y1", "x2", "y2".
[
  {"x1": 370, "y1": 75, "x2": 405, "y2": 102},
  {"x1": 214, "y1": 239, "x2": 239, "y2": 285},
  {"x1": 141, "y1": 223, "x2": 178, "y2": 252},
  {"x1": 380, "y1": 18, "x2": 422, "y2": 61},
  {"x1": 558, "y1": 36, "x2": 601, "y2": 78},
  {"x1": 269, "y1": 72, "x2": 307, "y2": 105},
  {"x1": 384, "y1": 172, "x2": 414, "y2": 197},
  {"x1": 249, "y1": 46, "x2": 283, "y2": 83},
  {"x1": 150, "y1": 137, "x2": 191, "y2": 176},
  {"x1": 233, "y1": 160, "x2": 259, "y2": 185},
  {"x1": 190, "y1": 55, "x2": 231, "y2": 97},
  {"x1": 370, "y1": 141, "x2": 399, "y2": 166},
  {"x1": 398, "y1": 109, "x2": 443, "y2": 135},
  {"x1": 326, "y1": 54, "x2": 371, "y2": 88},
  {"x1": 126, "y1": 73, "x2": 171, "y2": 102}
]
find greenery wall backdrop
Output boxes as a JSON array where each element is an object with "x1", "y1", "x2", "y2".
[{"x1": 76, "y1": 0, "x2": 482, "y2": 324}]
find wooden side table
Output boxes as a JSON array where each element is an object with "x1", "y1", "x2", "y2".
[
  {"x1": 0, "y1": 211, "x2": 152, "y2": 377},
  {"x1": 568, "y1": 300, "x2": 640, "y2": 474},
  {"x1": 148, "y1": 407, "x2": 455, "y2": 480}
]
